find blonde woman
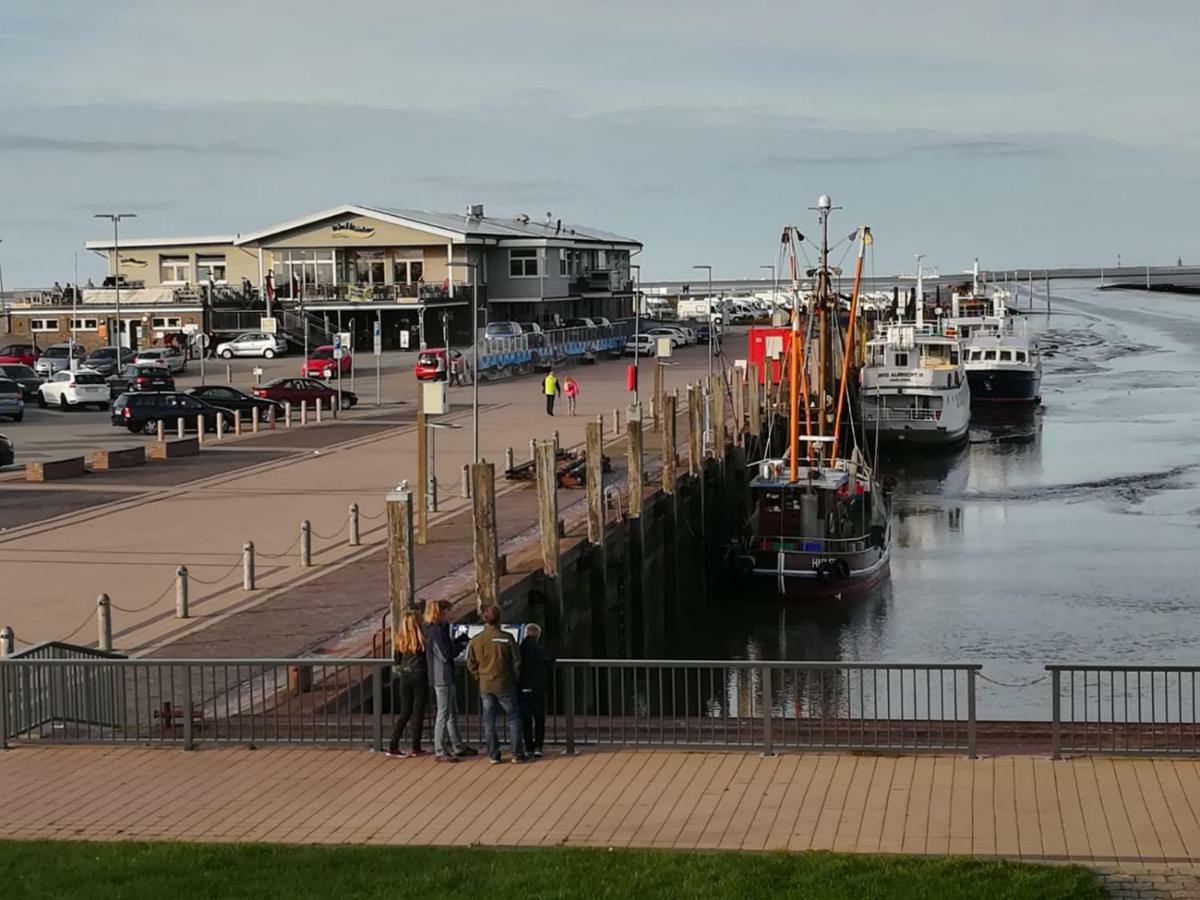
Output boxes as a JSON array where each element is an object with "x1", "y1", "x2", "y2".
[
  {"x1": 386, "y1": 609, "x2": 428, "y2": 758},
  {"x1": 422, "y1": 600, "x2": 476, "y2": 761}
]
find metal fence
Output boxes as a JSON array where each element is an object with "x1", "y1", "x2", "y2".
[
  {"x1": 1049, "y1": 665, "x2": 1200, "y2": 758},
  {"x1": 1, "y1": 657, "x2": 978, "y2": 757}
]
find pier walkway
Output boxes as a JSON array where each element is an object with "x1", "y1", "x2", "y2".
[{"x1": 1, "y1": 746, "x2": 1198, "y2": 896}]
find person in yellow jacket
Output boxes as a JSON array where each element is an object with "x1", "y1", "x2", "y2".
[{"x1": 542, "y1": 369, "x2": 560, "y2": 416}]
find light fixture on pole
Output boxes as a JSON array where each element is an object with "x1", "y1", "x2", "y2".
[
  {"x1": 71, "y1": 252, "x2": 79, "y2": 371},
  {"x1": 94, "y1": 213, "x2": 137, "y2": 352},
  {"x1": 629, "y1": 263, "x2": 641, "y2": 403},
  {"x1": 760, "y1": 264, "x2": 777, "y2": 311},
  {"x1": 692, "y1": 265, "x2": 713, "y2": 377},
  {"x1": 445, "y1": 259, "x2": 480, "y2": 463}
]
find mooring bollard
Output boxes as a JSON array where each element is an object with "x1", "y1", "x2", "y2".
[
  {"x1": 251, "y1": 406, "x2": 260, "y2": 433},
  {"x1": 462, "y1": 464, "x2": 471, "y2": 498},
  {"x1": 284, "y1": 401, "x2": 292, "y2": 428},
  {"x1": 613, "y1": 408, "x2": 621, "y2": 435},
  {"x1": 175, "y1": 566, "x2": 189, "y2": 619},
  {"x1": 97, "y1": 593, "x2": 112, "y2": 652},
  {"x1": 0, "y1": 625, "x2": 13, "y2": 658},
  {"x1": 243, "y1": 541, "x2": 256, "y2": 590},
  {"x1": 300, "y1": 400, "x2": 308, "y2": 426},
  {"x1": 225, "y1": 364, "x2": 232, "y2": 383},
  {"x1": 529, "y1": 438, "x2": 536, "y2": 461},
  {"x1": 553, "y1": 430, "x2": 560, "y2": 454},
  {"x1": 300, "y1": 520, "x2": 312, "y2": 567},
  {"x1": 233, "y1": 410, "x2": 242, "y2": 436},
  {"x1": 177, "y1": 418, "x2": 186, "y2": 439},
  {"x1": 156, "y1": 420, "x2": 165, "y2": 442},
  {"x1": 196, "y1": 414, "x2": 206, "y2": 443},
  {"x1": 505, "y1": 447, "x2": 515, "y2": 473},
  {"x1": 349, "y1": 503, "x2": 360, "y2": 546}
]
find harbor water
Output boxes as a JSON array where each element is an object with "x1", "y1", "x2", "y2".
[{"x1": 668, "y1": 282, "x2": 1200, "y2": 718}]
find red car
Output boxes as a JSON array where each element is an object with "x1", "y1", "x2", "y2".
[
  {"x1": 0, "y1": 344, "x2": 39, "y2": 368},
  {"x1": 414, "y1": 348, "x2": 467, "y2": 381},
  {"x1": 253, "y1": 377, "x2": 357, "y2": 410},
  {"x1": 301, "y1": 346, "x2": 352, "y2": 379}
]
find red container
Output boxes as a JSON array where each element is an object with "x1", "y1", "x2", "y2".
[{"x1": 746, "y1": 326, "x2": 796, "y2": 385}]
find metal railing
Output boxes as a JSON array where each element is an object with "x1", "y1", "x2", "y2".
[
  {"x1": 1049, "y1": 665, "x2": 1200, "y2": 758},
  {"x1": 1, "y1": 657, "x2": 978, "y2": 757},
  {"x1": 863, "y1": 407, "x2": 942, "y2": 422}
]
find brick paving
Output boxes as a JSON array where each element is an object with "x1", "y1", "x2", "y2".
[{"x1": 2, "y1": 746, "x2": 1199, "y2": 895}]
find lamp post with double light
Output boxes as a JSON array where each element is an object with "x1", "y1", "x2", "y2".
[
  {"x1": 692, "y1": 264, "x2": 713, "y2": 377},
  {"x1": 94, "y1": 213, "x2": 137, "y2": 352}
]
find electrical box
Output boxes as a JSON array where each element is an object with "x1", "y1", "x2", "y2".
[{"x1": 422, "y1": 380, "x2": 448, "y2": 415}]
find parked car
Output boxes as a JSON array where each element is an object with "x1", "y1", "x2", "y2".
[
  {"x1": 0, "y1": 364, "x2": 43, "y2": 401},
  {"x1": 483, "y1": 321, "x2": 522, "y2": 340},
  {"x1": 562, "y1": 318, "x2": 597, "y2": 329},
  {"x1": 644, "y1": 327, "x2": 683, "y2": 349},
  {"x1": 623, "y1": 334, "x2": 656, "y2": 356},
  {"x1": 111, "y1": 391, "x2": 233, "y2": 434},
  {"x1": 37, "y1": 369, "x2": 109, "y2": 410},
  {"x1": 187, "y1": 385, "x2": 282, "y2": 416},
  {"x1": 414, "y1": 348, "x2": 469, "y2": 381},
  {"x1": 0, "y1": 432, "x2": 13, "y2": 467},
  {"x1": 673, "y1": 325, "x2": 698, "y2": 345},
  {"x1": 215, "y1": 332, "x2": 287, "y2": 359},
  {"x1": 252, "y1": 377, "x2": 357, "y2": 410},
  {"x1": 33, "y1": 342, "x2": 87, "y2": 377},
  {"x1": 0, "y1": 344, "x2": 40, "y2": 368},
  {"x1": 82, "y1": 347, "x2": 135, "y2": 377},
  {"x1": 133, "y1": 346, "x2": 187, "y2": 374},
  {"x1": 107, "y1": 364, "x2": 175, "y2": 399},
  {"x1": 301, "y1": 345, "x2": 352, "y2": 379},
  {"x1": 0, "y1": 378, "x2": 24, "y2": 422}
]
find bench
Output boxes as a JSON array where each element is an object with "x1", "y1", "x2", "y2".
[
  {"x1": 87, "y1": 446, "x2": 146, "y2": 471},
  {"x1": 25, "y1": 456, "x2": 86, "y2": 483},
  {"x1": 147, "y1": 437, "x2": 200, "y2": 460}
]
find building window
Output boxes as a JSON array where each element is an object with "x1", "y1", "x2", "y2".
[
  {"x1": 274, "y1": 250, "x2": 335, "y2": 297},
  {"x1": 30, "y1": 318, "x2": 60, "y2": 332},
  {"x1": 151, "y1": 316, "x2": 183, "y2": 330},
  {"x1": 559, "y1": 251, "x2": 568, "y2": 276},
  {"x1": 393, "y1": 250, "x2": 424, "y2": 285},
  {"x1": 196, "y1": 255, "x2": 227, "y2": 284},
  {"x1": 509, "y1": 248, "x2": 540, "y2": 278},
  {"x1": 70, "y1": 318, "x2": 99, "y2": 331},
  {"x1": 160, "y1": 256, "x2": 191, "y2": 284},
  {"x1": 894, "y1": 352, "x2": 908, "y2": 367}
]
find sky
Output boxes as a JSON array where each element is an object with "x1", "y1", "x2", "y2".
[{"x1": 1, "y1": 0, "x2": 1198, "y2": 285}]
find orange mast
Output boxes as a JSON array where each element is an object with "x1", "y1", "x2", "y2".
[{"x1": 828, "y1": 226, "x2": 870, "y2": 464}]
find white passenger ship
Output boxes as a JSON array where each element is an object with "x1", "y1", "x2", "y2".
[{"x1": 862, "y1": 324, "x2": 971, "y2": 445}]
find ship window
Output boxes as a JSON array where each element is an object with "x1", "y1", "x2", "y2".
[
  {"x1": 1014, "y1": 351, "x2": 1027, "y2": 363},
  {"x1": 894, "y1": 352, "x2": 908, "y2": 367},
  {"x1": 1000, "y1": 350, "x2": 1014, "y2": 361},
  {"x1": 950, "y1": 348, "x2": 959, "y2": 364},
  {"x1": 984, "y1": 350, "x2": 998, "y2": 361}
]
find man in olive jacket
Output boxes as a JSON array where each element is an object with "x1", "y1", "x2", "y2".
[{"x1": 466, "y1": 605, "x2": 527, "y2": 763}]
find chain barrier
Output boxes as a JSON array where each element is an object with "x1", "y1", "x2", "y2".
[
  {"x1": 309, "y1": 520, "x2": 348, "y2": 542},
  {"x1": 186, "y1": 557, "x2": 246, "y2": 585},
  {"x1": 109, "y1": 579, "x2": 176, "y2": 614},
  {"x1": 976, "y1": 672, "x2": 1051, "y2": 689},
  {"x1": 257, "y1": 534, "x2": 302, "y2": 560},
  {"x1": 58, "y1": 605, "x2": 98, "y2": 645},
  {"x1": 359, "y1": 508, "x2": 387, "y2": 521}
]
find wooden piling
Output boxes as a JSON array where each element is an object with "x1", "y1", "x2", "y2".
[
  {"x1": 748, "y1": 362, "x2": 761, "y2": 440},
  {"x1": 732, "y1": 369, "x2": 744, "y2": 446},
  {"x1": 627, "y1": 409, "x2": 644, "y2": 519},
  {"x1": 662, "y1": 393, "x2": 678, "y2": 494},
  {"x1": 687, "y1": 382, "x2": 701, "y2": 475},
  {"x1": 470, "y1": 463, "x2": 500, "y2": 613},
  {"x1": 585, "y1": 421, "x2": 605, "y2": 544},
  {"x1": 386, "y1": 486, "x2": 416, "y2": 622},
  {"x1": 652, "y1": 358, "x2": 662, "y2": 433},
  {"x1": 712, "y1": 372, "x2": 726, "y2": 456},
  {"x1": 535, "y1": 440, "x2": 562, "y2": 633}
]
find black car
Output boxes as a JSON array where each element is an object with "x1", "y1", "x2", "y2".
[
  {"x1": 0, "y1": 432, "x2": 13, "y2": 467},
  {"x1": 187, "y1": 385, "x2": 283, "y2": 416},
  {"x1": 0, "y1": 364, "x2": 42, "y2": 401},
  {"x1": 111, "y1": 391, "x2": 233, "y2": 434},
  {"x1": 108, "y1": 364, "x2": 176, "y2": 399},
  {"x1": 83, "y1": 347, "x2": 136, "y2": 378}
]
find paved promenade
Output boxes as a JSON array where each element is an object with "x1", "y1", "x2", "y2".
[
  {"x1": 2, "y1": 746, "x2": 1199, "y2": 895},
  {"x1": 0, "y1": 346, "x2": 711, "y2": 652}
]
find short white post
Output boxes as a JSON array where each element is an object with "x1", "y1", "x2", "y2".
[
  {"x1": 553, "y1": 430, "x2": 560, "y2": 454},
  {"x1": 175, "y1": 566, "x2": 189, "y2": 618},
  {"x1": 97, "y1": 593, "x2": 112, "y2": 652},
  {"x1": 225, "y1": 364, "x2": 232, "y2": 383},
  {"x1": 349, "y1": 503, "x2": 360, "y2": 546},
  {"x1": 177, "y1": 418, "x2": 185, "y2": 439},
  {"x1": 529, "y1": 438, "x2": 536, "y2": 461},
  {"x1": 300, "y1": 400, "x2": 308, "y2": 426},
  {"x1": 156, "y1": 420, "x2": 165, "y2": 442},
  {"x1": 300, "y1": 520, "x2": 312, "y2": 567},
  {"x1": 215, "y1": 413, "x2": 225, "y2": 441},
  {"x1": 233, "y1": 410, "x2": 242, "y2": 436},
  {"x1": 243, "y1": 541, "x2": 256, "y2": 590},
  {"x1": 505, "y1": 447, "x2": 515, "y2": 473},
  {"x1": 196, "y1": 414, "x2": 206, "y2": 443},
  {"x1": 251, "y1": 406, "x2": 260, "y2": 433},
  {"x1": 315, "y1": 399, "x2": 323, "y2": 424},
  {"x1": 462, "y1": 464, "x2": 471, "y2": 498},
  {"x1": 0, "y1": 625, "x2": 13, "y2": 657},
  {"x1": 612, "y1": 408, "x2": 621, "y2": 435},
  {"x1": 284, "y1": 401, "x2": 292, "y2": 428}
]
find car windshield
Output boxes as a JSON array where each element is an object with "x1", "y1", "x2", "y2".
[
  {"x1": 0, "y1": 380, "x2": 19, "y2": 395},
  {"x1": 74, "y1": 373, "x2": 106, "y2": 385},
  {"x1": 311, "y1": 348, "x2": 334, "y2": 359},
  {"x1": 1, "y1": 366, "x2": 34, "y2": 377},
  {"x1": 139, "y1": 350, "x2": 163, "y2": 358},
  {"x1": 88, "y1": 348, "x2": 116, "y2": 359},
  {"x1": 0, "y1": 346, "x2": 31, "y2": 355},
  {"x1": 44, "y1": 348, "x2": 70, "y2": 359}
]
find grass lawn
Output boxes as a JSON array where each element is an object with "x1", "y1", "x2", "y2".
[{"x1": 0, "y1": 841, "x2": 1106, "y2": 899}]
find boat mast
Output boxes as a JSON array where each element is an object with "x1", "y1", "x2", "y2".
[
  {"x1": 829, "y1": 226, "x2": 870, "y2": 464},
  {"x1": 914, "y1": 254, "x2": 925, "y2": 328},
  {"x1": 787, "y1": 227, "x2": 802, "y2": 482},
  {"x1": 815, "y1": 195, "x2": 833, "y2": 439}
]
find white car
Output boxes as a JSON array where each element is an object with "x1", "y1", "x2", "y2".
[
  {"x1": 37, "y1": 369, "x2": 110, "y2": 411},
  {"x1": 672, "y1": 325, "x2": 698, "y2": 345},
  {"x1": 215, "y1": 332, "x2": 287, "y2": 359},
  {"x1": 645, "y1": 327, "x2": 684, "y2": 349},
  {"x1": 623, "y1": 334, "x2": 656, "y2": 356},
  {"x1": 133, "y1": 346, "x2": 187, "y2": 374}
]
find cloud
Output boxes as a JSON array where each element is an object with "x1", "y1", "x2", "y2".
[
  {"x1": 0, "y1": 134, "x2": 274, "y2": 156},
  {"x1": 755, "y1": 153, "x2": 904, "y2": 169},
  {"x1": 402, "y1": 173, "x2": 579, "y2": 197},
  {"x1": 912, "y1": 139, "x2": 1053, "y2": 158}
]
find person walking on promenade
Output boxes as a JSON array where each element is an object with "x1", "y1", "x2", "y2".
[
  {"x1": 518, "y1": 623, "x2": 552, "y2": 757},
  {"x1": 562, "y1": 375, "x2": 579, "y2": 416},
  {"x1": 542, "y1": 368, "x2": 560, "y2": 416},
  {"x1": 386, "y1": 609, "x2": 429, "y2": 759},
  {"x1": 422, "y1": 600, "x2": 477, "y2": 762},
  {"x1": 466, "y1": 604, "x2": 527, "y2": 764}
]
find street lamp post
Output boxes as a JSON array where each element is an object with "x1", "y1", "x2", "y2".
[
  {"x1": 446, "y1": 259, "x2": 480, "y2": 463},
  {"x1": 693, "y1": 265, "x2": 713, "y2": 377},
  {"x1": 94, "y1": 213, "x2": 137, "y2": 352},
  {"x1": 630, "y1": 263, "x2": 641, "y2": 403},
  {"x1": 760, "y1": 264, "x2": 776, "y2": 312}
]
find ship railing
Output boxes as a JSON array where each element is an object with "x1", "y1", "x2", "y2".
[
  {"x1": 1048, "y1": 664, "x2": 1200, "y2": 759},
  {"x1": 864, "y1": 407, "x2": 941, "y2": 422},
  {"x1": 750, "y1": 533, "x2": 881, "y2": 555}
]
